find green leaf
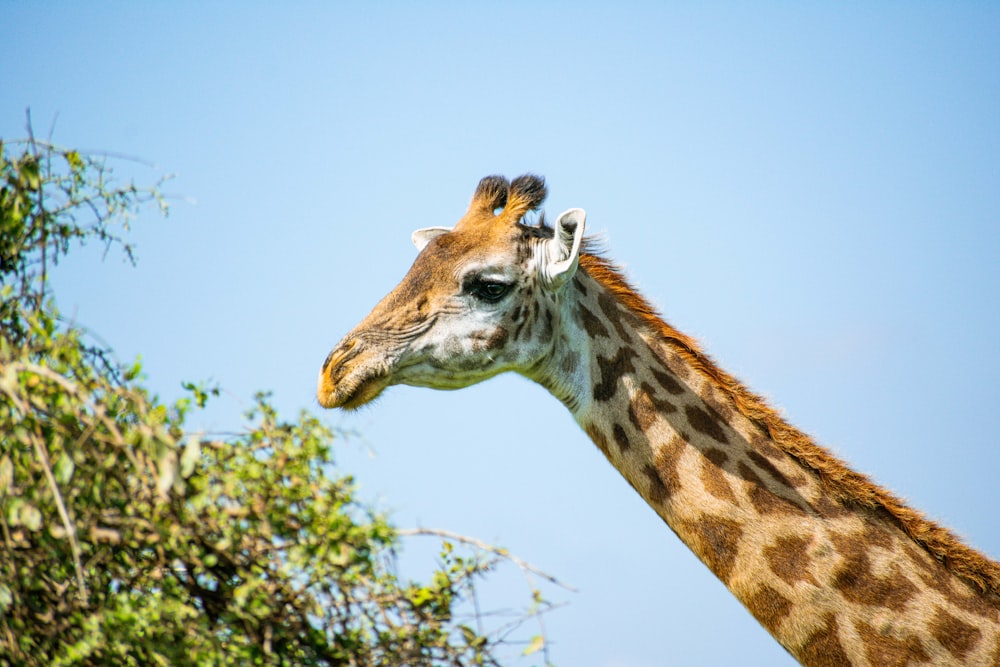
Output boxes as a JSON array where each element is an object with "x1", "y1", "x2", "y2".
[
  {"x1": 53, "y1": 452, "x2": 75, "y2": 485},
  {"x1": 19, "y1": 157, "x2": 40, "y2": 190},
  {"x1": 459, "y1": 625, "x2": 478, "y2": 645},
  {"x1": 523, "y1": 634, "x2": 545, "y2": 656},
  {"x1": 408, "y1": 586, "x2": 435, "y2": 608},
  {"x1": 11, "y1": 501, "x2": 43, "y2": 532},
  {"x1": 124, "y1": 358, "x2": 143, "y2": 381},
  {"x1": 64, "y1": 150, "x2": 84, "y2": 172}
]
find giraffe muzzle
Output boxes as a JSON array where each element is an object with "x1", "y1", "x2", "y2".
[{"x1": 317, "y1": 337, "x2": 392, "y2": 410}]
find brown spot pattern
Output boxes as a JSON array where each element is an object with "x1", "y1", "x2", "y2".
[
  {"x1": 746, "y1": 449, "x2": 794, "y2": 490},
  {"x1": 642, "y1": 463, "x2": 669, "y2": 505},
  {"x1": 814, "y1": 493, "x2": 851, "y2": 519},
  {"x1": 856, "y1": 622, "x2": 929, "y2": 667},
  {"x1": 576, "y1": 303, "x2": 610, "y2": 339},
  {"x1": 628, "y1": 383, "x2": 677, "y2": 432},
  {"x1": 653, "y1": 435, "x2": 686, "y2": 499},
  {"x1": 737, "y1": 461, "x2": 763, "y2": 485},
  {"x1": 685, "y1": 404, "x2": 729, "y2": 444},
  {"x1": 687, "y1": 515, "x2": 743, "y2": 583},
  {"x1": 745, "y1": 585, "x2": 792, "y2": 633},
  {"x1": 647, "y1": 383, "x2": 677, "y2": 413},
  {"x1": 487, "y1": 326, "x2": 509, "y2": 350},
  {"x1": 738, "y1": 462, "x2": 807, "y2": 516},
  {"x1": 612, "y1": 423, "x2": 630, "y2": 453},
  {"x1": 598, "y1": 291, "x2": 633, "y2": 342},
  {"x1": 931, "y1": 606, "x2": 982, "y2": 660},
  {"x1": 765, "y1": 535, "x2": 818, "y2": 587},
  {"x1": 750, "y1": 432, "x2": 784, "y2": 460},
  {"x1": 704, "y1": 448, "x2": 728, "y2": 466},
  {"x1": 593, "y1": 347, "x2": 637, "y2": 402},
  {"x1": 700, "y1": 449, "x2": 737, "y2": 503},
  {"x1": 529, "y1": 300, "x2": 539, "y2": 324},
  {"x1": 650, "y1": 365, "x2": 685, "y2": 395},
  {"x1": 831, "y1": 532, "x2": 917, "y2": 611},
  {"x1": 797, "y1": 615, "x2": 851, "y2": 667},
  {"x1": 703, "y1": 390, "x2": 736, "y2": 422},
  {"x1": 861, "y1": 520, "x2": 895, "y2": 550},
  {"x1": 628, "y1": 387, "x2": 656, "y2": 431},
  {"x1": 572, "y1": 253, "x2": 1000, "y2": 612},
  {"x1": 540, "y1": 308, "x2": 554, "y2": 340},
  {"x1": 512, "y1": 317, "x2": 530, "y2": 342},
  {"x1": 902, "y1": 542, "x2": 999, "y2": 620}
]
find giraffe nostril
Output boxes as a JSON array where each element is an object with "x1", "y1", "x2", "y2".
[{"x1": 323, "y1": 338, "x2": 363, "y2": 374}]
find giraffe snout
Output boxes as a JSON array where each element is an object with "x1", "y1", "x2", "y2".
[
  {"x1": 317, "y1": 337, "x2": 391, "y2": 410},
  {"x1": 317, "y1": 338, "x2": 357, "y2": 408}
]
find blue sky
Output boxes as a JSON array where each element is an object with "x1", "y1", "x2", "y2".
[{"x1": 4, "y1": 3, "x2": 999, "y2": 665}]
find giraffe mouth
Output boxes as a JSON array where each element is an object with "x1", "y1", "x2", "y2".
[
  {"x1": 318, "y1": 367, "x2": 390, "y2": 410},
  {"x1": 317, "y1": 337, "x2": 394, "y2": 410},
  {"x1": 337, "y1": 372, "x2": 390, "y2": 410}
]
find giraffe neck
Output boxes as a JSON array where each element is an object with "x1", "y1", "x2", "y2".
[{"x1": 530, "y1": 253, "x2": 1000, "y2": 666}]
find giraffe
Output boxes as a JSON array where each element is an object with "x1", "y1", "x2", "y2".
[{"x1": 317, "y1": 174, "x2": 1000, "y2": 666}]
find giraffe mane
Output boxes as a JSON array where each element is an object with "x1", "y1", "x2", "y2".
[{"x1": 577, "y1": 249, "x2": 1000, "y2": 596}]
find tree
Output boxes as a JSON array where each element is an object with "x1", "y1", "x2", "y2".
[{"x1": 0, "y1": 126, "x2": 562, "y2": 666}]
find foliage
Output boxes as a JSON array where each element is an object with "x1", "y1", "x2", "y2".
[
  {"x1": 0, "y1": 131, "x2": 166, "y2": 347},
  {"x1": 0, "y1": 130, "x2": 559, "y2": 666}
]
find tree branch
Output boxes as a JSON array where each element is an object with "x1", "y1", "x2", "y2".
[{"x1": 397, "y1": 527, "x2": 577, "y2": 593}]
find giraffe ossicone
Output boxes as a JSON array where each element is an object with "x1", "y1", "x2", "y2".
[{"x1": 318, "y1": 174, "x2": 1000, "y2": 666}]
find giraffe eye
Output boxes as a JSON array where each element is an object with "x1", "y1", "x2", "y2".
[{"x1": 467, "y1": 279, "x2": 512, "y2": 303}]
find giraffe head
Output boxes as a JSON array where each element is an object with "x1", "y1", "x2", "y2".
[{"x1": 318, "y1": 174, "x2": 586, "y2": 410}]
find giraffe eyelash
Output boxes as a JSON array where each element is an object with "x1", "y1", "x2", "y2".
[{"x1": 463, "y1": 277, "x2": 513, "y2": 303}]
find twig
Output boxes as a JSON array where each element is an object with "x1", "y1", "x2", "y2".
[
  {"x1": 397, "y1": 527, "x2": 577, "y2": 593},
  {"x1": 29, "y1": 429, "x2": 88, "y2": 602}
]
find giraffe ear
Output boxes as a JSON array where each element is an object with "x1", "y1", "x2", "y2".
[
  {"x1": 544, "y1": 208, "x2": 586, "y2": 287},
  {"x1": 411, "y1": 226, "x2": 451, "y2": 252}
]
